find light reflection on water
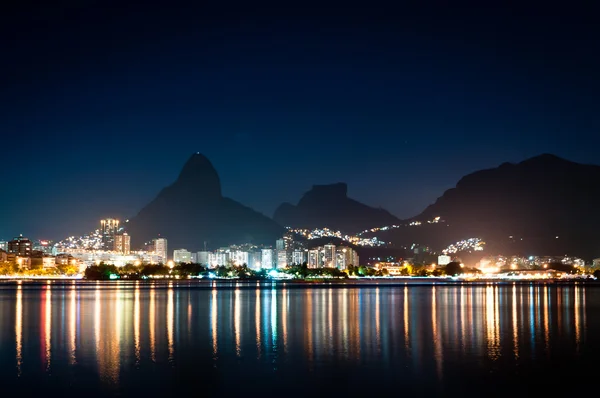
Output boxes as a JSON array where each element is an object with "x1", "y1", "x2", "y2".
[{"x1": 0, "y1": 281, "x2": 597, "y2": 397}]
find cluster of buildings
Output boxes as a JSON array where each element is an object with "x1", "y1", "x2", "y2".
[
  {"x1": 1, "y1": 219, "x2": 360, "y2": 273},
  {"x1": 172, "y1": 238, "x2": 360, "y2": 270}
]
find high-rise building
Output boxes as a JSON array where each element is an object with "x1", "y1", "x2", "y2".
[
  {"x1": 323, "y1": 243, "x2": 336, "y2": 268},
  {"x1": 8, "y1": 235, "x2": 32, "y2": 257},
  {"x1": 100, "y1": 219, "x2": 120, "y2": 251},
  {"x1": 292, "y1": 249, "x2": 307, "y2": 265},
  {"x1": 173, "y1": 249, "x2": 192, "y2": 263},
  {"x1": 208, "y1": 251, "x2": 227, "y2": 267},
  {"x1": 261, "y1": 249, "x2": 275, "y2": 269},
  {"x1": 229, "y1": 250, "x2": 249, "y2": 266},
  {"x1": 0, "y1": 241, "x2": 7, "y2": 251},
  {"x1": 114, "y1": 233, "x2": 131, "y2": 255},
  {"x1": 335, "y1": 246, "x2": 358, "y2": 270},
  {"x1": 197, "y1": 251, "x2": 210, "y2": 265},
  {"x1": 153, "y1": 238, "x2": 168, "y2": 263},
  {"x1": 308, "y1": 249, "x2": 323, "y2": 269},
  {"x1": 248, "y1": 251, "x2": 262, "y2": 270},
  {"x1": 277, "y1": 250, "x2": 288, "y2": 268}
]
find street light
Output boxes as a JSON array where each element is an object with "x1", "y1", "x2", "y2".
[{"x1": 167, "y1": 260, "x2": 175, "y2": 269}]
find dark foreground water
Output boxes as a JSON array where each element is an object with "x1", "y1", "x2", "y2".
[{"x1": 0, "y1": 280, "x2": 598, "y2": 397}]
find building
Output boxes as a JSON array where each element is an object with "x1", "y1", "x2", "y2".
[
  {"x1": 308, "y1": 249, "x2": 323, "y2": 269},
  {"x1": 173, "y1": 249, "x2": 192, "y2": 263},
  {"x1": 229, "y1": 250, "x2": 249, "y2": 266},
  {"x1": 0, "y1": 250, "x2": 7, "y2": 262},
  {"x1": 208, "y1": 251, "x2": 228, "y2": 267},
  {"x1": 292, "y1": 249, "x2": 307, "y2": 265},
  {"x1": 114, "y1": 233, "x2": 131, "y2": 255},
  {"x1": 248, "y1": 251, "x2": 262, "y2": 270},
  {"x1": 438, "y1": 255, "x2": 451, "y2": 266},
  {"x1": 261, "y1": 249, "x2": 275, "y2": 269},
  {"x1": 100, "y1": 219, "x2": 120, "y2": 251},
  {"x1": 8, "y1": 235, "x2": 32, "y2": 257},
  {"x1": 197, "y1": 251, "x2": 210, "y2": 265},
  {"x1": 153, "y1": 238, "x2": 168, "y2": 263},
  {"x1": 323, "y1": 244, "x2": 336, "y2": 268},
  {"x1": 277, "y1": 250, "x2": 288, "y2": 268},
  {"x1": 0, "y1": 241, "x2": 7, "y2": 252},
  {"x1": 335, "y1": 247, "x2": 354, "y2": 270}
]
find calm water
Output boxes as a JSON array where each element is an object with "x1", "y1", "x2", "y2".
[{"x1": 0, "y1": 281, "x2": 598, "y2": 397}]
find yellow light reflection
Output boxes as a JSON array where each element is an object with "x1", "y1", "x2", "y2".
[
  {"x1": 45, "y1": 284, "x2": 51, "y2": 372},
  {"x1": 404, "y1": 286, "x2": 409, "y2": 350},
  {"x1": 234, "y1": 288, "x2": 241, "y2": 357},
  {"x1": 95, "y1": 283, "x2": 101, "y2": 361},
  {"x1": 485, "y1": 285, "x2": 499, "y2": 360},
  {"x1": 167, "y1": 284, "x2": 174, "y2": 362},
  {"x1": 134, "y1": 284, "x2": 140, "y2": 365},
  {"x1": 149, "y1": 285, "x2": 156, "y2": 362},
  {"x1": 574, "y1": 284, "x2": 580, "y2": 350},
  {"x1": 432, "y1": 286, "x2": 442, "y2": 380},
  {"x1": 543, "y1": 285, "x2": 549, "y2": 353},
  {"x1": 15, "y1": 285, "x2": 22, "y2": 376},
  {"x1": 512, "y1": 284, "x2": 519, "y2": 359}
]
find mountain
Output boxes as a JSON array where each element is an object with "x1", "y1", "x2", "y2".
[
  {"x1": 374, "y1": 154, "x2": 600, "y2": 259},
  {"x1": 126, "y1": 153, "x2": 284, "y2": 252},
  {"x1": 273, "y1": 183, "x2": 401, "y2": 234}
]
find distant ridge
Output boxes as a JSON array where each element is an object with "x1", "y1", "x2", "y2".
[
  {"x1": 126, "y1": 153, "x2": 284, "y2": 251},
  {"x1": 374, "y1": 154, "x2": 600, "y2": 260},
  {"x1": 274, "y1": 182, "x2": 401, "y2": 234}
]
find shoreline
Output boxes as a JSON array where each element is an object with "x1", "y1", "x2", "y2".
[{"x1": 0, "y1": 276, "x2": 596, "y2": 288}]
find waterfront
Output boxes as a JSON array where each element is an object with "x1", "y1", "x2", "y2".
[{"x1": 0, "y1": 281, "x2": 598, "y2": 397}]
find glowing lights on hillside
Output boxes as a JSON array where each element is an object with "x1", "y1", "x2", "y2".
[
  {"x1": 288, "y1": 228, "x2": 386, "y2": 247},
  {"x1": 357, "y1": 216, "x2": 444, "y2": 236},
  {"x1": 443, "y1": 238, "x2": 485, "y2": 254}
]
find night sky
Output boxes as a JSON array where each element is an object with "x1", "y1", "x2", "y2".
[{"x1": 1, "y1": 2, "x2": 598, "y2": 241}]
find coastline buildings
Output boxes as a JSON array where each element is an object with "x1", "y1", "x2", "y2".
[
  {"x1": 100, "y1": 219, "x2": 120, "y2": 251},
  {"x1": 173, "y1": 249, "x2": 192, "y2": 263},
  {"x1": 153, "y1": 237, "x2": 168, "y2": 263},
  {"x1": 114, "y1": 233, "x2": 131, "y2": 255},
  {"x1": 8, "y1": 235, "x2": 32, "y2": 257}
]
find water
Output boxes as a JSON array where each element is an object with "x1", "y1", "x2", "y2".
[{"x1": 0, "y1": 280, "x2": 598, "y2": 397}]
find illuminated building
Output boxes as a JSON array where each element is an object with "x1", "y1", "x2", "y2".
[
  {"x1": 0, "y1": 240, "x2": 6, "y2": 251},
  {"x1": 208, "y1": 251, "x2": 227, "y2": 267},
  {"x1": 197, "y1": 251, "x2": 210, "y2": 265},
  {"x1": 100, "y1": 219, "x2": 120, "y2": 251},
  {"x1": 261, "y1": 249, "x2": 275, "y2": 269},
  {"x1": 248, "y1": 251, "x2": 262, "y2": 270},
  {"x1": 438, "y1": 255, "x2": 451, "y2": 266},
  {"x1": 323, "y1": 243, "x2": 336, "y2": 268},
  {"x1": 8, "y1": 235, "x2": 32, "y2": 257},
  {"x1": 292, "y1": 249, "x2": 307, "y2": 265},
  {"x1": 335, "y1": 246, "x2": 357, "y2": 270},
  {"x1": 308, "y1": 249, "x2": 323, "y2": 269},
  {"x1": 114, "y1": 233, "x2": 131, "y2": 255},
  {"x1": 277, "y1": 250, "x2": 288, "y2": 268},
  {"x1": 153, "y1": 238, "x2": 168, "y2": 263},
  {"x1": 173, "y1": 249, "x2": 192, "y2": 263}
]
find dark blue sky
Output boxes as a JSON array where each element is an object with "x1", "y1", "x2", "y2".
[{"x1": 1, "y1": 1, "x2": 598, "y2": 240}]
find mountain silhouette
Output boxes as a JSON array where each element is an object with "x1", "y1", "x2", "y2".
[
  {"x1": 126, "y1": 153, "x2": 284, "y2": 252},
  {"x1": 273, "y1": 183, "x2": 401, "y2": 234},
  {"x1": 374, "y1": 154, "x2": 600, "y2": 260}
]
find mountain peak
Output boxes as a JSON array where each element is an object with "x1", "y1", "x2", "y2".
[
  {"x1": 274, "y1": 182, "x2": 399, "y2": 233},
  {"x1": 177, "y1": 153, "x2": 222, "y2": 196}
]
